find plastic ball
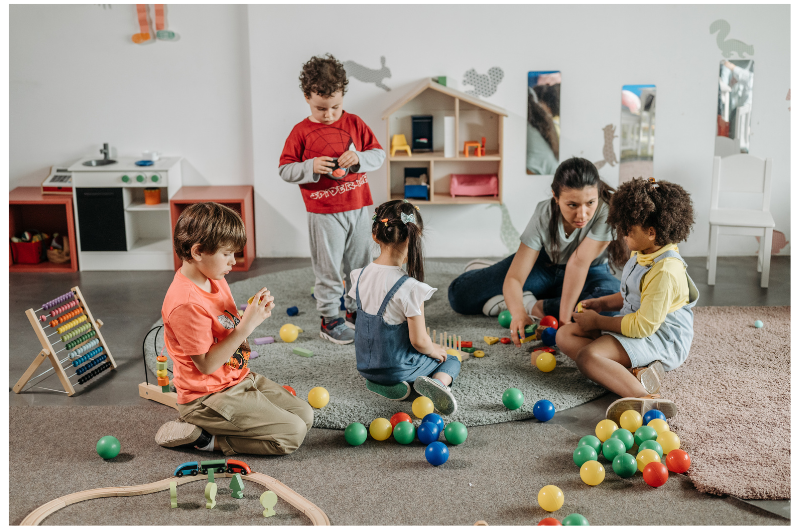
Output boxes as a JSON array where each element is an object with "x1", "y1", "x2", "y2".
[
  {"x1": 634, "y1": 425, "x2": 658, "y2": 447},
  {"x1": 392, "y1": 421, "x2": 416, "y2": 445},
  {"x1": 417, "y1": 422, "x2": 441, "y2": 445},
  {"x1": 657, "y1": 431, "x2": 681, "y2": 454},
  {"x1": 422, "y1": 413, "x2": 445, "y2": 433},
  {"x1": 666, "y1": 449, "x2": 692, "y2": 473},
  {"x1": 561, "y1": 513, "x2": 590, "y2": 526},
  {"x1": 412, "y1": 396, "x2": 435, "y2": 419},
  {"x1": 390, "y1": 412, "x2": 413, "y2": 428},
  {"x1": 282, "y1": 385, "x2": 296, "y2": 396},
  {"x1": 344, "y1": 422, "x2": 368, "y2": 446},
  {"x1": 307, "y1": 386, "x2": 330, "y2": 408},
  {"x1": 443, "y1": 422, "x2": 468, "y2": 445},
  {"x1": 498, "y1": 310, "x2": 513, "y2": 328},
  {"x1": 572, "y1": 445, "x2": 598, "y2": 467},
  {"x1": 601, "y1": 437, "x2": 627, "y2": 462},
  {"x1": 541, "y1": 327, "x2": 558, "y2": 347},
  {"x1": 638, "y1": 439, "x2": 664, "y2": 460},
  {"x1": 533, "y1": 400, "x2": 556, "y2": 422},
  {"x1": 647, "y1": 418, "x2": 670, "y2": 435},
  {"x1": 612, "y1": 453, "x2": 638, "y2": 478},
  {"x1": 578, "y1": 435, "x2": 602, "y2": 454},
  {"x1": 580, "y1": 460, "x2": 605, "y2": 486},
  {"x1": 369, "y1": 418, "x2": 393, "y2": 441},
  {"x1": 537, "y1": 485, "x2": 564, "y2": 512},
  {"x1": 636, "y1": 448, "x2": 661, "y2": 472},
  {"x1": 595, "y1": 419, "x2": 618, "y2": 442},
  {"x1": 502, "y1": 388, "x2": 525, "y2": 410},
  {"x1": 643, "y1": 461, "x2": 669, "y2": 487},
  {"x1": 642, "y1": 409, "x2": 666, "y2": 425},
  {"x1": 619, "y1": 410, "x2": 643, "y2": 432},
  {"x1": 536, "y1": 352, "x2": 557, "y2": 372},
  {"x1": 540, "y1": 315, "x2": 559, "y2": 329},
  {"x1": 538, "y1": 517, "x2": 562, "y2": 525},
  {"x1": 754, "y1": 320, "x2": 764, "y2": 328},
  {"x1": 425, "y1": 441, "x2": 449, "y2": 466},
  {"x1": 96, "y1": 436, "x2": 120, "y2": 459},
  {"x1": 610, "y1": 428, "x2": 635, "y2": 451},
  {"x1": 279, "y1": 323, "x2": 300, "y2": 343}
]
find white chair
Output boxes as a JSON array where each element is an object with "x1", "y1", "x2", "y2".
[
  {"x1": 707, "y1": 154, "x2": 774, "y2": 288},
  {"x1": 714, "y1": 136, "x2": 739, "y2": 158}
]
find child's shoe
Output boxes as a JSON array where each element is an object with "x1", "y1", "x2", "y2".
[
  {"x1": 464, "y1": 258, "x2": 498, "y2": 272},
  {"x1": 155, "y1": 419, "x2": 213, "y2": 449},
  {"x1": 630, "y1": 360, "x2": 665, "y2": 394},
  {"x1": 605, "y1": 394, "x2": 677, "y2": 426},
  {"x1": 365, "y1": 379, "x2": 411, "y2": 400},
  {"x1": 345, "y1": 310, "x2": 357, "y2": 330},
  {"x1": 482, "y1": 291, "x2": 537, "y2": 317},
  {"x1": 413, "y1": 376, "x2": 458, "y2": 416},
  {"x1": 320, "y1": 316, "x2": 355, "y2": 345}
]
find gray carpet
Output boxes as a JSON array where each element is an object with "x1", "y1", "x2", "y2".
[{"x1": 144, "y1": 262, "x2": 607, "y2": 428}]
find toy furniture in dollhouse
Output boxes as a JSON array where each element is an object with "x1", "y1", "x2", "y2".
[
  {"x1": 9, "y1": 187, "x2": 78, "y2": 272},
  {"x1": 391, "y1": 134, "x2": 412, "y2": 157}
]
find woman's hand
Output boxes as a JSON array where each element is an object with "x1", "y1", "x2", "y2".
[
  {"x1": 313, "y1": 156, "x2": 335, "y2": 175},
  {"x1": 509, "y1": 312, "x2": 535, "y2": 347},
  {"x1": 572, "y1": 309, "x2": 599, "y2": 332},
  {"x1": 425, "y1": 343, "x2": 448, "y2": 363},
  {"x1": 578, "y1": 297, "x2": 604, "y2": 314}
]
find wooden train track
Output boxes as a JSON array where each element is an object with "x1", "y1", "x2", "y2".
[{"x1": 21, "y1": 471, "x2": 330, "y2": 526}]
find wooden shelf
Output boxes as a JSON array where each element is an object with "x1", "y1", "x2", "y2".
[
  {"x1": 9, "y1": 260, "x2": 74, "y2": 273},
  {"x1": 389, "y1": 150, "x2": 501, "y2": 162},
  {"x1": 126, "y1": 201, "x2": 170, "y2": 212},
  {"x1": 391, "y1": 193, "x2": 501, "y2": 205}
]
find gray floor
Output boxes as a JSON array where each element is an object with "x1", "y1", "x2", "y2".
[{"x1": 9, "y1": 255, "x2": 791, "y2": 521}]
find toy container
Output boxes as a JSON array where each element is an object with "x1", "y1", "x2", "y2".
[{"x1": 449, "y1": 174, "x2": 498, "y2": 198}]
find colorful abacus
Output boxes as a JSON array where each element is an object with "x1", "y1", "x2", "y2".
[
  {"x1": 156, "y1": 355, "x2": 170, "y2": 392},
  {"x1": 14, "y1": 287, "x2": 116, "y2": 397}
]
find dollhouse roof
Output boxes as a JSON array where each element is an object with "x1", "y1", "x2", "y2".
[{"x1": 381, "y1": 78, "x2": 508, "y2": 119}]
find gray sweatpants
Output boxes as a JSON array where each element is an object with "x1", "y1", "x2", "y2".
[{"x1": 308, "y1": 207, "x2": 372, "y2": 318}]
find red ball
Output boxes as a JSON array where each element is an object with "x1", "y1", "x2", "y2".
[
  {"x1": 390, "y1": 412, "x2": 413, "y2": 428},
  {"x1": 500, "y1": 338, "x2": 512, "y2": 344},
  {"x1": 540, "y1": 316, "x2": 559, "y2": 329},
  {"x1": 534, "y1": 347, "x2": 556, "y2": 354},
  {"x1": 666, "y1": 449, "x2": 691, "y2": 473},
  {"x1": 538, "y1": 517, "x2": 562, "y2": 526},
  {"x1": 643, "y1": 462, "x2": 669, "y2": 487},
  {"x1": 282, "y1": 385, "x2": 296, "y2": 396}
]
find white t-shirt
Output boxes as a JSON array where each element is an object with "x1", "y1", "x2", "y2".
[{"x1": 348, "y1": 264, "x2": 436, "y2": 325}]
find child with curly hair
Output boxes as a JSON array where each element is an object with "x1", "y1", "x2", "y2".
[{"x1": 556, "y1": 177, "x2": 699, "y2": 423}]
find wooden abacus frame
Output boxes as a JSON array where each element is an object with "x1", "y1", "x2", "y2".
[{"x1": 13, "y1": 286, "x2": 116, "y2": 396}]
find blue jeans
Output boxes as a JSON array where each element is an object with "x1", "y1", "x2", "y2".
[{"x1": 448, "y1": 252, "x2": 621, "y2": 317}]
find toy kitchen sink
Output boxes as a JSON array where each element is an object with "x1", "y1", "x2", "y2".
[{"x1": 68, "y1": 156, "x2": 183, "y2": 271}]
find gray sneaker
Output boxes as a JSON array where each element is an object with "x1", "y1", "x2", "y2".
[
  {"x1": 414, "y1": 376, "x2": 458, "y2": 416},
  {"x1": 482, "y1": 291, "x2": 537, "y2": 317},
  {"x1": 320, "y1": 317, "x2": 355, "y2": 345}
]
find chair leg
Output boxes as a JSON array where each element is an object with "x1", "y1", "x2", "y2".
[
  {"x1": 708, "y1": 225, "x2": 720, "y2": 286},
  {"x1": 706, "y1": 227, "x2": 712, "y2": 270},
  {"x1": 757, "y1": 230, "x2": 765, "y2": 273},
  {"x1": 761, "y1": 228, "x2": 773, "y2": 288}
]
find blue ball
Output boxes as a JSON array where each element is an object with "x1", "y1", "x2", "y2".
[
  {"x1": 286, "y1": 306, "x2": 299, "y2": 316},
  {"x1": 642, "y1": 409, "x2": 667, "y2": 425},
  {"x1": 422, "y1": 413, "x2": 444, "y2": 433},
  {"x1": 533, "y1": 399, "x2": 555, "y2": 422},
  {"x1": 417, "y1": 422, "x2": 440, "y2": 445},
  {"x1": 425, "y1": 441, "x2": 450, "y2": 466},
  {"x1": 541, "y1": 327, "x2": 558, "y2": 347}
]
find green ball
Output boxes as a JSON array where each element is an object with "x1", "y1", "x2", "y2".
[
  {"x1": 634, "y1": 425, "x2": 658, "y2": 447},
  {"x1": 638, "y1": 439, "x2": 664, "y2": 460},
  {"x1": 602, "y1": 437, "x2": 627, "y2": 462},
  {"x1": 754, "y1": 320, "x2": 764, "y2": 328},
  {"x1": 344, "y1": 422, "x2": 368, "y2": 446},
  {"x1": 612, "y1": 452, "x2": 638, "y2": 478},
  {"x1": 443, "y1": 422, "x2": 468, "y2": 445},
  {"x1": 96, "y1": 436, "x2": 120, "y2": 459},
  {"x1": 578, "y1": 435, "x2": 602, "y2": 454},
  {"x1": 573, "y1": 445, "x2": 598, "y2": 467},
  {"x1": 562, "y1": 513, "x2": 590, "y2": 526},
  {"x1": 392, "y1": 421, "x2": 416, "y2": 445},
  {"x1": 502, "y1": 388, "x2": 524, "y2": 410},
  {"x1": 610, "y1": 428, "x2": 634, "y2": 451},
  {"x1": 498, "y1": 310, "x2": 513, "y2": 329}
]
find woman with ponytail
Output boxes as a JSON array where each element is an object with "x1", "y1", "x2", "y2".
[
  {"x1": 449, "y1": 157, "x2": 626, "y2": 347},
  {"x1": 348, "y1": 199, "x2": 460, "y2": 415}
]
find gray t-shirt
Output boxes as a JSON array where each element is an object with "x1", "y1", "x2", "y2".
[{"x1": 520, "y1": 198, "x2": 614, "y2": 266}]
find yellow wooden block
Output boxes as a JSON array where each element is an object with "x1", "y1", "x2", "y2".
[
  {"x1": 156, "y1": 369, "x2": 168, "y2": 378},
  {"x1": 576, "y1": 301, "x2": 584, "y2": 313},
  {"x1": 446, "y1": 348, "x2": 462, "y2": 362},
  {"x1": 484, "y1": 336, "x2": 500, "y2": 345},
  {"x1": 474, "y1": 350, "x2": 485, "y2": 358},
  {"x1": 520, "y1": 335, "x2": 537, "y2": 344}
]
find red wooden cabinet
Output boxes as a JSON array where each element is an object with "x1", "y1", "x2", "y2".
[{"x1": 9, "y1": 187, "x2": 78, "y2": 272}]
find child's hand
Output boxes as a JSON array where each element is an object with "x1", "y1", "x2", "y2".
[
  {"x1": 509, "y1": 312, "x2": 535, "y2": 348},
  {"x1": 313, "y1": 157, "x2": 336, "y2": 175},
  {"x1": 426, "y1": 343, "x2": 448, "y2": 363},
  {"x1": 579, "y1": 298, "x2": 603, "y2": 313},
  {"x1": 240, "y1": 287, "x2": 274, "y2": 333},
  {"x1": 337, "y1": 150, "x2": 359, "y2": 169},
  {"x1": 572, "y1": 309, "x2": 599, "y2": 331}
]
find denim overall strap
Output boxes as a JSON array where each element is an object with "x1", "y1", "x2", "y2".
[
  {"x1": 651, "y1": 250, "x2": 700, "y2": 308},
  {"x1": 377, "y1": 275, "x2": 411, "y2": 318},
  {"x1": 355, "y1": 264, "x2": 369, "y2": 311}
]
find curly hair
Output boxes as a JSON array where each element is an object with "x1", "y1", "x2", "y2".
[
  {"x1": 372, "y1": 200, "x2": 425, "y2": 282},
  {"x1": 173, "y1": 202, "x2": 246, "y2": 262},
  {"x1": 299, "y1": 54, "x2": 349, "y2": 98},
  {"x1": 607, "y1": 178, "x2": 695, "y2": 245}
]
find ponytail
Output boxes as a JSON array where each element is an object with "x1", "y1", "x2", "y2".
[{"x1": 372, "y1": 200, "x2": 425, "y2": 282}]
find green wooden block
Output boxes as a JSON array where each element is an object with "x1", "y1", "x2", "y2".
[
  {"x1": 436, "y1": 75, "x2": 448, "y2": 86},
  {"x1": 230, "y1": 473, "x2": 245, "y2": 499},
  {"x1": 170, "y1": 481, "x2": 178, "y2": 508},
  {"x1": 292, "y1": 347, "x2": 313, "y2": 357},
  {"x1": 161, "y1": 385, "x2": 171, "y2": 393},
  {"x1": 524, "y1": 325, "x2": 536, "y2": 335},
  {"x1": 461, "y1": 347, "x2": 476, "y2": 353},
  {"x1": 157, "y1": 361, "x2": 168, "y2": 370},
  {"x1": 207, "y1": 468, "x2": 215, "y2": 483}
]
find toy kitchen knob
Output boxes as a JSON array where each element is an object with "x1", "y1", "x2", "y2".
[
  {"x1": 150, "y1": 174, "x2": 159, "y2": 182},
  {"x1": 121, "y1": 175, "x2": 130, "y2": 183},
  {"x1": 136, "y1": 175, "x2": 145, "y2": 183}
]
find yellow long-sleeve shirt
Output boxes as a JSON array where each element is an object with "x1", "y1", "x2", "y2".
[{"x1": 621, "y1": 244, "x2": 690, "y2": 339}]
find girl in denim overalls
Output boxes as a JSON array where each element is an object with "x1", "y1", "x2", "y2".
[
  {"x1": 557, "y1": 178, "x2": 698, "y2": 423},
  {"x1": 348, "y1": 200, "x2": 461, "y2": 415}
]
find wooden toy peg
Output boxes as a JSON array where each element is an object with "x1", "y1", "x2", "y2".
[
  {"x1": 205, "y1": 482, "x2": 218, "y2": 509},
  {"x1": 260, "y1": 491, "x2": 278, "y2": 517},
  {"x1": 230, "y1": 473, "x2": 245, "y2": 499},
  {"x1": 169, "y1": 481, "x2": 177, "y2": 508}
]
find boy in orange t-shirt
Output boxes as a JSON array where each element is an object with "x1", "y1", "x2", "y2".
[{"x1": 155, "y1": 202, "x2": 313, "y2": 456}]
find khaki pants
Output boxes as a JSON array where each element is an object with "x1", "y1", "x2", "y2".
[{"x1": 178, "y1": 372, "x2": 314, "y2": 456}]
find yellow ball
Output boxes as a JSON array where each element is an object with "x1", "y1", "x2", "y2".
[
  {"x1": 647, "y1": 418, "x2": 670, "y2": 435},
  {"x1": 657, "y1": 431, "x2": 681, "y2": 454},
  {"x1": 636, "y1": 448, "x2": 661, "y2": 472},
  {"x1": 412, "y1": 396, "x2": 435, "y2": 419},
  {"x1": 369, "y1": 418, "x2": 393, "y2": 441},
  {"x1": 580, "y1": 460, "x2": 606, "y2": 486},
  {"x1": 620, "y1": 410, "x2": 643, "y2": 432},
  {"x1": 536, "y1": 352, "x2": 557, "y2": 372},
  {"x1": 474, "y1": 350, "x2": 485, "y2": 358},
  {"x1": 279, "y1": 324, "x2": 300, "y2": 343},
  {"x1": 595, "y1": 419, "x2": 618, "y2": 442},
  {"x1": 307, "y1": 386, "x2": 329, "y2": 408},
  {"x1": 537, "y1": 485, "x2": 564, "y2": 512}
]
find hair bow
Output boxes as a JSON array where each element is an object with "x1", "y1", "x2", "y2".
[
  {"x1": 381, "y1": 218, "x2": 389, "y2": 227},
  {"x1": 401, "y1": 212, "x2": 416, "y2": 225}
]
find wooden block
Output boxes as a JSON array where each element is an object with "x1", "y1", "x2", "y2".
[
  {"x1": 576, "y1": 301, "x2": 584, "y2": 313},
  {"x1": 156, "y1": 369, "x2": 168, "y2": 378},
  {"x1": 461, "y1": 347, "x2": 476, "y2": 353},
  {"x1": 161, "y1": 385, "x2": 171, "y2": 393},
  {"x1": 524, "y1": 325, "x2": 536, "y2": 336},
  {"x1": 520, "y1": 335, "x2": 537, "y2": 344},
  {"x1": 157, "y1": 361, "x2": 168, "y2": 370},
  {"x1": 473, "y1": 350, "x2": 485, "y2": 358},
  {"x1": 483, "y1": 336, "x2": 499, "y2": 345},
  {"x1": 230, "y1": 473, "x2": 245, "y2": 499},
  {"x1": 292, "y1": 347, "x2": 313, "y2": 357},
  {"x1": 459, "y1": 341, "x2": 473, "y2": 348},
  {"x1": 157, "y1": 376, "x2": 169, "y2": 386},
  {"x1": 207, "y1": 468, "x2": 215, "y2": 483},
  {"x1": 170, "y1": 481, "x2": 177, "y2": 508},
  {"x1": 157, "y1": 355, "x2": 167, "y2": 362},
  {"x1": 205, "y1": 482, "x2": 217, "y2": 509},
  {"x1": 260, "y1": 491, "x2": 278, "y2": 517}
]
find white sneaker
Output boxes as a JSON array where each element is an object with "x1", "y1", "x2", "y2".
[
  {"x1": 464, "y1": 258, "x2": 499, "y2": 272},
  {"x1": 482, "y1": 291, "x2": 537, "y2": 317}
]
